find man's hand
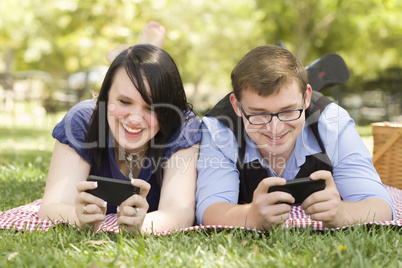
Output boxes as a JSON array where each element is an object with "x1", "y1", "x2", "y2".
[
  {"x1": 301, "y1": 170, "x2": 344, "y2": 227},
  {"x1": 248, "y1": 177, "x2": 295, "y2": 229}
]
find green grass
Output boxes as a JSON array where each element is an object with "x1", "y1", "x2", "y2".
[
  {"x1": 1, "y1": 224, "x2": 400, "y2": 267},
  {"x1": 0, "y1": 122, "x2": 400, "y2": 267},
  {"x1": 0, "y1": 127, "x2": 53, "y2": 210},
  {"x1": 355, "y1": 125, "x2": 373, "y2": 137}
]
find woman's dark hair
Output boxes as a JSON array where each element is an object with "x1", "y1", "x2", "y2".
[{"x1": 86, "y1": 44, "x2": 193, "y2": 183}]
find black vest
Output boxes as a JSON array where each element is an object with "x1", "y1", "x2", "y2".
[{"x1": 207, "y1": 91, "x2": 333, "y2": 204}]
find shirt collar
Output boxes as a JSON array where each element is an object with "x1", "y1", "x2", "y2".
[
  {"x1": 244, "y1": 125, "x2": 322, "y2": 170},
  {"x1": 294, "y1": 125, "x2": 322, "y2": 167},
  {"x1": 244, "y1": 135, "x2": 277, "y2": 177},
  {"x1": 244, "y1": 136, "x2": 269, "y2": 167}
]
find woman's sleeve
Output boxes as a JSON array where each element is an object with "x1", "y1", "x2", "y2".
[
  {"x1": 51, "y1": 100, "x2": 96, "y2": 165},
  {"x1": 163, "y1": 111, "x2": 201, "y2": 160}
]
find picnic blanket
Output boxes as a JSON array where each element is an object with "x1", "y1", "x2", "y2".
[{"x1": 0, "y1": 185, "x2": 400, "y2": 234}]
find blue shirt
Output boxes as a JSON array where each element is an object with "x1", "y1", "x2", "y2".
[
  {"x1": 52, "y1": 99, "x2": 201, "y2": 214},
  {"x1": 196, "y1": 102, "x2": 396, "y2": 224}
]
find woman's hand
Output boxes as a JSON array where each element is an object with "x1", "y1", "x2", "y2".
[
  {"x1": 116, "y1": 179, "x2": 150, "y2": 234},
  {"x1": 75, "y1": 181, "x2": 107, "y2": 230}
]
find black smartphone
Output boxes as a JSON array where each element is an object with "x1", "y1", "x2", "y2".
[
  {"x1": 268, "y1": 177, "x2": 325, "y2": 205},
  {"x1": 85, "y1": 175, "x2": 140, "y2": 206}
]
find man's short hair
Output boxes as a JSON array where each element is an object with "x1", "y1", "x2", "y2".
[{"x1": 231, "y1": 45, "x2": 308, "y2": 100}]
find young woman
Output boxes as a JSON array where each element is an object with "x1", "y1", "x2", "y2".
[{"x1": 38, "y1": 26, "x2": 201, "y2": 234}]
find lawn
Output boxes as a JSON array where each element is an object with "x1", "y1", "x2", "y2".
[{"x1": 0, "y1": 118, "x2": 401, "y2": 267}]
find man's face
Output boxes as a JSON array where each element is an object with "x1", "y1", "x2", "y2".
[{"x1": 230, "y1": 81, "x2": 312, "y2": 160}]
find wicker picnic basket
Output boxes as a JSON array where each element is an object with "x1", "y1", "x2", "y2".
[{"x1": 371, "y1": 122, "x2": 402, "y2": 189}]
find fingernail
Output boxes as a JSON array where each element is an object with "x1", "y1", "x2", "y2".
[
  {"x1": 131, "y1": 178, "x2": 136, "y2": 184},
  {"x1": 117, "y1": 206, "x2": 121, "y2": 212},
  {"x1": 94, "y1": 181, "x2": 98, "y2": 188},
  {"x1": 101, "y1": 201, "x2": 107, "y2": 208}
]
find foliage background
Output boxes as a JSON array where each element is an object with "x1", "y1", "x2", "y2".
[
  {"x1": 1, "y1": 0, "x2": 401, "y2": 94},
  {"x1": 1, "y1": 3, "x2": 401, "y2": 265}
]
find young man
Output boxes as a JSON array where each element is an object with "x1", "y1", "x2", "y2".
[{"x1": 196, "y1": 45, "x2": 395, "y2": 230}]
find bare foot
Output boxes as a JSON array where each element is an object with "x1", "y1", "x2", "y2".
[
  {"x1": 139, "y1": 21, "x2": 166, "y2": 48},
  {"x1": 106, "y1": 44, "x2": 130, "y2": 64},
  {"x1": 106, "y1": 21, "x2": 166, "y2": 63}
]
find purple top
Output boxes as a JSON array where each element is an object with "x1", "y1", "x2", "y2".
[{"x1": 52, "y1": 99, "x2": 201, "y2": 214}]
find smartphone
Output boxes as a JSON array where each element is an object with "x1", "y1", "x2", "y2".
[
  {"x1": 268, "y1": 177, "x2": 325, "y2": 205},
  {"x1": 85, "y1": 175, "x2": 140, "y2": 206}
]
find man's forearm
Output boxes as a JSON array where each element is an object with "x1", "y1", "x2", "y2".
[
  {"x1": 329, "y1": 197, "x2": 393, "y2": 227},
  {"x1": 203, "y1": 202, "x2": 268, "y2": 229}
]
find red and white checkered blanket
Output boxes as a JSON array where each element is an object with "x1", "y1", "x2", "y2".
[{"x1": 1, "y1": 185, "x2": 400, "y2": 235}]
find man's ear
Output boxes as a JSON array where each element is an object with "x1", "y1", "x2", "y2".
[
  {"x1": 229, "y1": 93, "x2": 242, "y2": 117},
  {"x1": 305, "y1": 85, "x2": 313, "y2": 109}
]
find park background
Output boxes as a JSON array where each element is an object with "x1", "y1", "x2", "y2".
[
  {"x1": 1, "y1": 1, "x2": 402, "y2": 267},
  {"x1": 1, "y1": 0, "x2": 402, "y2": 159},
  {"x1": 1, "y1": 0, "x2": 402, "y2": 127}
]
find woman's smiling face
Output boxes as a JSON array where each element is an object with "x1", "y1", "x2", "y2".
[{"x1": 107, "y1": 68, "x2": 159, "y2": 153}]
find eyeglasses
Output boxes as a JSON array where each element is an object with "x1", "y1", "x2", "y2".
[{"x1": 238, "y1": 94, "x2": 305, "y2": 125}]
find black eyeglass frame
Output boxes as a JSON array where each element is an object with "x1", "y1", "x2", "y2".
[{"x1": 238, "y1": 93, "x2": 306, "y2": 125}]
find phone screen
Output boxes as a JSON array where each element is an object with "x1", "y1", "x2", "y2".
[
  {"x1": 86, "y1": 175, "x2": 140, "y2": 206},
  {"x1": 268, "y1": 178, "x2": 325, "y2": 205}
]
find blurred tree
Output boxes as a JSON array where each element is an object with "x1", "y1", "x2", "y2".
[
  {"x1": 0, "y1": 0, "x2": 152, "y2": 79},
  {"x1": 255, "y1": 0, "x2": 402, "y2": 90},
  {"x1": 0, "y1": 0, "x2": 35, "y2": 73},
  {"x1": 0, "y1": 0, "x2": 263, "y2": 89},
  {"x1": 156, "y1": 0, "x2": 264, "y2": 92},
  {"x1": 0, "y1": 0, "x2": 401, "y2": 97}
]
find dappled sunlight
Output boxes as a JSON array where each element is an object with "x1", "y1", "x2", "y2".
[
  {"x1": 0, "y1": 109, "x2": 62, "y2": 158},
  {"x1": 361, "y1": 136, "x2": 373, "y2": 156},
  {"x1": 1, "y1": 135, "x2": 52, "y2": 153}
]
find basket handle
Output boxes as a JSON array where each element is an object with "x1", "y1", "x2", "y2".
[{"x1": 372, "y1": 130, "x2": 402, "y2": 164}]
